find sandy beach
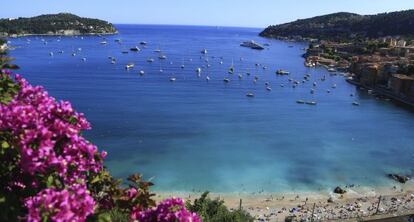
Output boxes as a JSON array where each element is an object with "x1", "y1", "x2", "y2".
[{"x1": 155, "y1": 181, "x2": 414, "y2": 221}]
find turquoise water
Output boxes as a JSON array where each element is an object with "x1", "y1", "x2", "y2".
[{"x1": 8, "y1": 25, "x2": 414, "y2": 193}]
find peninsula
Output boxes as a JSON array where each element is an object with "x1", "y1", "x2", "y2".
[
  {"x1": 0, "y1": 13, "x2": 117, "y2": 37},
  {"x1": 260, "y1": 9, "x2": 414, "y2": 108}
]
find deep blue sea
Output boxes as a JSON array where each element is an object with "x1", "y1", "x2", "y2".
[{"x1": 8, "y1": 25, "x2": 414, "y2": 193}]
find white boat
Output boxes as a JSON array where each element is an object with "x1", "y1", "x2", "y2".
[
  {"x1": 305, "y1": 101, "x2": 317, "y2": 105},
  {"x1": 266, "y1": 86, "x2": 272, "y2": 91},
  {"x1": 100, "y1": 41, "x2": 107, "y2": 45},
  {"x1": 111, "y1": 60, "x2": 116, "y2": 64},
  {"x1": 159, "y1": 55, "x2": 167, "y2": 59},
  {"x1": 181, "y1": 65, "x2": 185, "y2": 69},
  {"x1": 328, "y1": 68, "x2": 336, "y2": 72},
  {"x1": 276, "y1": 69, "x2": 290, "y2": 75},
  {"x1": 201, "y1": 49, "x2": 208, "y2": 54},
  {"x1": 147, "y1": 58, "x2": 154, "y2": 63},
  {"x1": 223, "y1": 78, "x2": 230, "y2": 83},
  {"x1": 296, "y1": 100, "x2": 305, "y2": 104},
  {"x1": 246, "y1": 92, "x2": 255, "y2": 97},
  {"x1": 238, "y1": 74, "x2": 243, "y2": 79},
  {"x1": 49, "y1": 52, "x2": 54, "y2": 56},
  {"x1": 196, "y1": 67, "x2": 202, "y2": 73},
  {"x1": 352, "y1": 101, "x2": 360, "y2": 106},
  {"x1": 82, "y1": 58, "x2": 86, "y2": 62},
  {"x1": 240, "y1": 40, "x2": 264, "y2": 50},
  {"x1": 169, "y1": 77, "x2": 176, "y2": 82},
  {"x1": 332, "y1": 84, "x2": 337, "y2": 89},
  {"x1": 139, "y1": 70, "x2": 145, "y2": 76},
  {"x1": 125, "y1": 63, "x2": 134, "y2": 69},
  {"x1": 140, "y1": 41, "x2": 147, "y2": 45},
  {"x1": 206, "y1": 76, "x2": 210, "y2": 81}
]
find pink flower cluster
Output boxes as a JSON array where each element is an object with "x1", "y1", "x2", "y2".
[
  {"x1": 25, "y1": 184, "x2": 95, "y2": 222},
  {"x1": 0, "y1": 74, "x2": 104, "y2": 184},
  {"x1": 131, "y1": 197, "x2": 201, "y2": 222}
]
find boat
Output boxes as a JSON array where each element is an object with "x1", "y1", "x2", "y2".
[
  {"x1": 181, "y1": 65, "x2": 185, "y2": 69},
  {"x1": 238, "y1": 74, "x2": 243, "y2": 79},
  {"x1": 121, "y1": 51, "x2": 129, "y2": 54},
  {"x1": 139, "y1": 70, "x2": 145, "y2": 76},
  {"x1": 130, "y1": 46, "x2": 140, "y2": 52},
  {"x1": 158, "y1": 55, "x2": 167, "y2": 60},
  {"x1": 201, "y1": 49, "x2": 208, "y2": 54},
  {"x1": 246, "y1": 92, "x2": 255, "y2": 97},
  {"x1": 140, "y1": 41, "x2": 147, "y2": 45},
  {"x1": 276, "y1": 69, "x2": 290, "y2": 75},
  {"x1": 100, "y1": 41, "x2": 107, "y2": 45},
  {"x1": 206, "y1": 76, "x2": 210, "y2": 81},
  {"x1": 332, "y1": 84, "x2": 337, "y2": 89},
  {"x1": 305, "y1": 101, "x2": 317, "y2": 105},
  {"x1": 240, "y1": 40, "x2": 264, "y2": 50},
  {"x1": 49, "y1": 52, "x2": 54, "y2": 56},
  {"x1": 114, "y1": 39, "x2": 121, "y2": 42},
  {"x1": 111, "y1": 60, "x2": 116, "y2": 64},
  {"x1": 154, "y1": 47, "x2": 161, "y2": 53},
  {"x1": 328, "y1": 68, "x2": 336, "y2": 72},
  {"x1": 223, "y1": 78, "x2": 230, "y2": 83},
  {"x1": 266, "y1": 87, "x2": 272, "y2": 91},
  {"x1": 296, "y1": 100, "x2": 305, "y2": 104},
  {"x1": 147, "y1": 58, "x2": 154, "y2": 63},
  {"x1": 169, "y1": 77, "x2": 176, "y2": 82},
  {"x1": 72, "y1": 53, "x2": 76, "y2": 56},
  {"x1": 82, "y1": 58, "x2": 86, "y2": 62},
  {"x1": 125, "y1": 63, "x2": 134, "y2": 69},
  {"x1": 228, "y1": 61, "x2": 234, "y2": 74},
  {"x1": 58, "y1": 50, "x2": 64, "y2": 54},
  {"x1": 352, "y1": 101, "x2": 360, "y2": 106},
  {"x1": 196, "y1": 67, "x2": 202, "y2": 73}
]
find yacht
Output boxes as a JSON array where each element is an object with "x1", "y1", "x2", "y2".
[
  {"x1": 158, "y1": 55, "x2": 167, "y2": 60},
  {"x1": 139, "y1": 70, "x2": 145, "y2": 76},
  {"x1": 246, "y1": 92, "x2": 255, "y2": 97},
  {"x1": 125, "y1": 63, "x2": 134, "y2": 69},
  {"x1": 276, "y1": 69, "x2": 290, "y2": 75},
  {"x1": 240, "y1": 40, "x2": 264, "y2": 50},
  {"x1": 296, "y1": 100, "x2": 305, "y2": 104},
  {"x1": 130, "y1": 46, "x2": 140, "y2": 52},
  {"x1": 352, "y1": 101, "x2": 360, "y2": 106},
  {"x1": 201, "y1": 49, "x2": 208, "y2": 54},
  {"x1": 305, "y1": 101, "x2": 317, "y2": 105},
  {"x1": 100, "y1": 41, "x2": 107, "y2": 45},
  {"x1": 169, "y1": 77, "x2": 176, "y2": 82},
  {"x1": 140, "y1": 41, "x2": 147, "y2": 45},
  {"x1": 223, "y1": 78, "x2": 230, "y2": 83},
  {"x1": 206, "y1": 76, "x2": 210, "y2": 81},
  {"x1": 147, "y1": 58, "x2": 154, "y2": 63},
  {"x1": 266, "y1": 86, "x2": 272, "y2": 91}
]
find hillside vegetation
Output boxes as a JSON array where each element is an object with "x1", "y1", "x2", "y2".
[
  {"x1": 0, "y1": 13, "x2": 116, "y2": 36},
  {"x1": 260, "y1": 10, "x2": 414, "y2": 40}
]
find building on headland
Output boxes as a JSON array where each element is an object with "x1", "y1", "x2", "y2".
[{"x1": 388, "y1": 74, "x2": 414, "y2": 100}]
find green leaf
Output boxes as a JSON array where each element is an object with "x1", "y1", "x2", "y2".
[
  {"x1": 46, "y1": 175, "x2": 54, "y2": 188},
  {"x1": 91, "y1": 175, "x2": 100, "y2": 184},
  {"x1": 1, "y1": 141, "x2": 9, "y2": 149}
]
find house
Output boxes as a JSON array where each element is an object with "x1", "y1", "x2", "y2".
[{"x1": 397, "y1": 40, "x2": 407, "y2": 47}]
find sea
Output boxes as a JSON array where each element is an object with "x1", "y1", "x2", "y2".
[{"x1": 8, "y1": 24, "x2": 414, "y2": 193}]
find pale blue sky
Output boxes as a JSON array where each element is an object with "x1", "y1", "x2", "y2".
[{"x1": 2, "y1": 0, "x2": 413, "y2": 28}]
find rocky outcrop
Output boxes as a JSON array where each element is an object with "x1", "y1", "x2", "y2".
[
  {"x1": 334, "y1": 186, "x2": 347, "y2": 194},
  {"x1": 388, "y1": 174, "x2": 410, "y2": 183}
]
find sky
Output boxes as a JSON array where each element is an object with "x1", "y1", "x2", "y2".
[{"x1": 2, "y1": 0, "x2": 413, "y2": 28}]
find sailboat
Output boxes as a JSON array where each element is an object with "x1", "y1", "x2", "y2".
[{"x1": 228, "y1": 59, "x2": 234, "y2": 74}]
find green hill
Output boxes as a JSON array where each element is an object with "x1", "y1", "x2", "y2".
[
  {"x1": 259, "y1": 10, "x2": 414, "y2": 40},
  {"x1": 0, "y1": 13, "x2": 116, "y2": 36}
]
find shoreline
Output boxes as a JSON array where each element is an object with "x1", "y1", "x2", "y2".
[
  {"x1": 154, "y1": 182, "x2": 414, "y2": 221},
  {"x1": 1, "y1": 31, "x2": 118, "y2": 38}
]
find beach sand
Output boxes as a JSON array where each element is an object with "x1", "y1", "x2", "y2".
[{"x1": 155, "y1": 181, "x2": 414, "y2": 221}]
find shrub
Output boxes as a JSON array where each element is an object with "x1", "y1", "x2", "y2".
[{"x1": 186, "y1": 192, "x2": 254, "y2": 222}]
